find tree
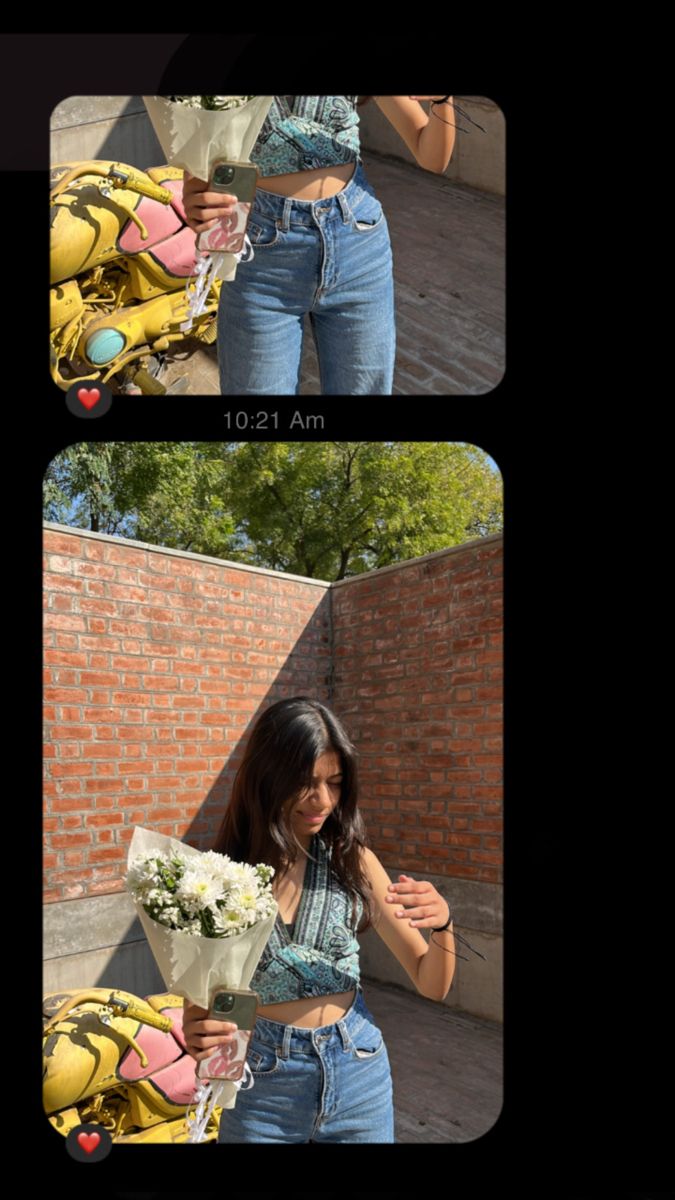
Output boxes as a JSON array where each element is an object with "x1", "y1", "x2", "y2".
[
  {"x1": 43, "y1": 442, "x2": 502, "y2": 579},
  {"x1": 43, "y1": 442, "x2": 235, "y2": 556},
  {"x1": 220, "y1": 442, "x2": 502, "y2": 579},
  {"x1": 43, "y1": 442, "x2": 120, "y2": 534}
]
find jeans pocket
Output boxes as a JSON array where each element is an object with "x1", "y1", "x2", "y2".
[
  {"x1": 247, "y1": 216, "x2": 283, "y2": 248},
  {"x1": 351, "y1": 1020, "x2": 385, "y2": 1060},
  {"x1": 350, "y1": 194, "x2": 385, "y2": 233},
  {"x1": 247, "y1": 1041, "x2": 281, "y2": 1075}
]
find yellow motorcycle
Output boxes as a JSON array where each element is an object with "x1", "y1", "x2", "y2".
[
  {"x1": 50, "y1": 160, "x2": 222, "y2": 394},
  {"x1": 43, "y1": 988, "x2": 221, "y2": 1143}
]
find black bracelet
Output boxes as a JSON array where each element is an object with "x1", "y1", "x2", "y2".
[
  {"x1": 430, "y1": 96, "x2": 451, "y2": 106},
  {"x1": 431, "y1": 906, "x2": 453, "y2": 932},
  {"x1": 430, "y1": 922, "x2": 488, "y2": 961}
]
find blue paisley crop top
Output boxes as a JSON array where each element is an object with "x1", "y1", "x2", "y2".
[
  {"x1": 250, "y1": 96, "x2": 362, "y2": 178},
  {"x1": 251, "y1": 833, "x2": 364, "y2": 1004}
]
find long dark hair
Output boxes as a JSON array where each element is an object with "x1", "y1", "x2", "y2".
[{"x1": 212, "y1": 697, "x2": 376, "y2": 934}]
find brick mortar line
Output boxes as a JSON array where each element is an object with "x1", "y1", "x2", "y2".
[
  {"x1": 44, "y1": 522, "x2": 503, "y2": 591},
  {"x1": 43, "y1": 522, "x2": 331, "y2": 588}
]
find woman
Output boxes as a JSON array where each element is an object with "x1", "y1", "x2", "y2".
[
  {"x1": 183, "y1": 696, "x2": 456, "y2": 1143},
  {"x1": 182, "y1": 97, "x2": 457, "y2": 396}
]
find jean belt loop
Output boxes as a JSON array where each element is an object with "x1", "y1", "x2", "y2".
[
  {"x1": 278, "y1": 1024, "x2": 293, "y2": 1059},
  {"x1": 337, "y1": 1012, "x2": 354, "y2": 1053},
  {"x1": 279, "y1": 196, "x2": 293, "y2": 233},
  {"x1": 337, "y1": 190, "x2": 352, "y2": 224}
]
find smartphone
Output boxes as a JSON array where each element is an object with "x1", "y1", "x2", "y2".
[
  {"x1": 196, "y1": 986, "x2": 259, "y2": 1082},
  {"x1": 196, "y1": 160, "x2": 259, "y2": 255}
]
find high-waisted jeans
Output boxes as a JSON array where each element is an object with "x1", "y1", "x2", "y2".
[
  {"x1": 217, "y1": 161, "x2": 396, "y2": 395},
  {"x1": 217, "y1": 987, "x2": 395, "y2": 1143}
]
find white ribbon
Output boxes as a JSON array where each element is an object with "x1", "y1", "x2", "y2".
[
  {"x1": 180, "y1": 236, "x2": 256, "y2": 334},
  {"x1": 185, "y1": 1060, "x2": 255, "y2": 1144}
]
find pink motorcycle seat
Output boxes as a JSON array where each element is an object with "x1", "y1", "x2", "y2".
[
  {"x1": 136, "y1": 1055, "x2": 202, "y2": 1107},
  {"x1": 117, "y1": 1003, "x2": 201, "y2": 1104},
  {"x1": 118, "y1": 179, "x2": 200, "y2": 277},
  {"x1": 161, "y1": 1006, "x2": 188, "y2": 1052},
  {"x1": 154, "y1": 176, "x2": 189, "y2": 225}
]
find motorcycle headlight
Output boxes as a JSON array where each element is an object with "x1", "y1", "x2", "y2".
[{"x1": 85, "y1": 328, "x2": 126, "y2": 366}]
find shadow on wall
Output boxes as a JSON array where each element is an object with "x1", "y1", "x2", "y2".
[
  {"x1": 44, "y1": 590, "x2": 331, "y2": 997},
  {"x1": 50, "y1": 97, "x2": 165, "y2": 168}
]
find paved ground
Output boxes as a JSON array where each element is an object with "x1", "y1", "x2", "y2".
[
  {"x1": 151, "y1": 151, "x2": 505, "y2": 397},
  {"x1": 362, "y1": 977, "x2": 502, "y2": 1143}
]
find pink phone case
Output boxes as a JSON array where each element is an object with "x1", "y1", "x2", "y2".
[
  {"x1": 197, "y1": 199, "x2": 252, "y2": 255},
  {"x1": 196, "y1": 1026, "x2": 253, "y2": 1082}
]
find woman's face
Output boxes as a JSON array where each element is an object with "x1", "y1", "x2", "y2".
[{"x1": 284, "y1": 749, "x2": 343, "y2": 847}]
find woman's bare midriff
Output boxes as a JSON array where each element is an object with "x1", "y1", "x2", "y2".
[
  {"x1": 256, "y1": 990, "x2": 356, "y2": 1028},
  {"x1": 257, "y1": 161, "x2": 356, "y2": 200}
]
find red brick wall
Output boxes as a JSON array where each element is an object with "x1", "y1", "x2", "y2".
[
  {"x1": 331, "y1": 537, "x2": 503, "y2": 884},
  {"x1": 44, "y1": 527, "x2": 503, "y2": 902},
  {"x1": 43, "y1": 526, "x2": 331, "y2": 902}
]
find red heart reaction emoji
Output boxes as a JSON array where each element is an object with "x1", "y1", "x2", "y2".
[
  {"x1": 77, "y1": 387, "x2": 101, "y2": 410},
  {"x1": 76, "y1": 1131, "x2": 100, "y2": 1153}
]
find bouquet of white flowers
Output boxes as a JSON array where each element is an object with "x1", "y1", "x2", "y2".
[
  {"x1": 127, "y1": 844, "x2": 276, "y2": 938},
  {"x1": 125, "y1": 825, "x2": 278, "y2": 1142},
  {"x1": 164, "y1": 96, "x2": 257, "y2": 111},
  {"x1": 142, "y1": 94, "x2": 274, "y2": 329}
]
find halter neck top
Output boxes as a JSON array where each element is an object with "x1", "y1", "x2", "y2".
[
  {"x1": 251, "y1": 834, "x2": 364, "y2": 1004},
  {"x1": 250, "y1": 96, "x2": 362, "y2": 178}
]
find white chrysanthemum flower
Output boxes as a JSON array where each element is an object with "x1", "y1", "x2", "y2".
[
  {"x1": 221, "y1": 906, "x2": 248, "y2": 928},
  {"x1": 229, "y1": 886, "x2": 260, "y2": 914},
  {"x1": 226, "y1": 862, "x2": 260, "y2": 887},
  {"x1": 125, "y1": 857, "x2": 161, "y2": 892},
  {"x1": 175, "y1": 868, "x2": 225, "y2": 911},
  {"x1": 199, "y1": 849, "x2": 231, "y2": 872}
]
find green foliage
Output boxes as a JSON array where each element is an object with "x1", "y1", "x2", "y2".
[
  {"x1": 43, "y1": 442, "x2": 502, "y2": 580},
  {"x1": 43, "y1": 442, "x2": 235, "y2": 556},
  {"x1": 221, "y1": 442, "x2": 502, "y2": 579}
]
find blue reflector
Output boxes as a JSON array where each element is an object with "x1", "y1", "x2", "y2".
[{"x1": 85, "y1": 328, "x2": 126, "y2": 365}]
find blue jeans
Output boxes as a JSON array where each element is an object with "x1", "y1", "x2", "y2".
[
  {"x1": 217, "y1": 162, "x2": 396, "y2": 395},
  {"x1": 217, "y1": 988, "x2": 395, "y2": 1143}
]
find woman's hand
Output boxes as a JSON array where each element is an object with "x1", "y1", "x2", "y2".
[
  {"x1": 181, "y1": 170, "x2": 238, "y2": 235},
  {"x1": 385, "y1": 873, "x2": 451, "y2": 928},
  {"x1": 182, "y1": 999, "x2": 239, "y2": 1064}
]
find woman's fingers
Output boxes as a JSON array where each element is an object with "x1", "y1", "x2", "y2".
[
  {"x1": 183, "y1": 1019, "x2": 239, "y2": 1062},
  {"x1": 189, "y1": 1032, "x2": 239, "y2": 1062},
  {"x1": 181, "y1": 173, "x2": 237, "y2": 230},
  {"x1": 184, "y1": 196, "x2": 237, "y2": 233},
  {"x1": 197, "y1": 203, "x2": 237, "y2": 222}
]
